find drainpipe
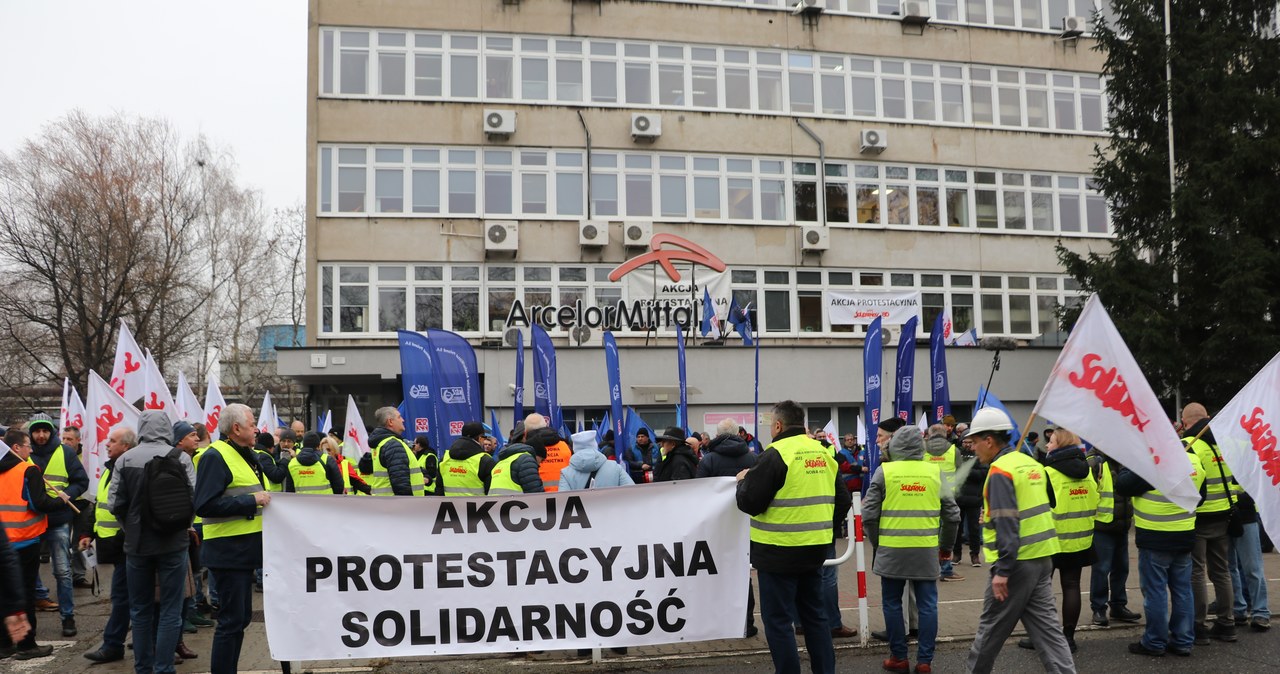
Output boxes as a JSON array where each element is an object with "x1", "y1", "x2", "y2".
[
  {"x1": 794, "y1": 119, "x2": 826, "y2": 227},
  {"x1": 577, "y1": 110, "x2": 593, "y2": 219}
]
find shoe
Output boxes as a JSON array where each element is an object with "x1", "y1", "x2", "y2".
[
  {"x1": 35, "y1": 598, "x2": 58, "y2": 612},
  {"x1": 0, "y1": 645, "x2": 15, "y2": 659},
  {"x1": 831, "y1": 626, "x2": 858, "y2": 638},
  {"x1": 1111, "y1": 607, "x2": 1142, "y2": 623},
  {"x1": 176, "y1": 642, "x2": 198, "y2": 659},
  {"x1": 908, "y1": 628, "x2": 919, "y2": 638},
  {"x1": 940, "y1": 573, "x2": 965, "y2": 582},
  {"x1": 1017, "y1": 637, "x2": 1035, "y2": 650},
  {"x1": 1067, "y1": 636, "x2": 1078, "y2": 653},
  {"x1": 183, "y1": 619, "x2": 198, "y2": 634},
  {"x1": 971, "y1": 553, "x2": 981, "y2": 567},
  {"x1": 1128, "y1": 641, "x2": 1165, "y2": 657},
  {"x1": 914, "y1": 665, "x2": 932, "y2": 674},
  {"x1": 1092, "y1": 609, "x2": 1109, "y2": 627},
  {"x1": 14, "y1": 644, "x2": 54, "y2": 660},
  {"x1": 1234, "y1": 614, "x2": 1249, "y2": 627},
  {"x1": 1209, "y1": 622, "x2": 1238, "y2": 642},
  {"x1": 1252, "y1": 617, "x2": 1271, "y2": 631},
  {"x1": 1194, "y1": 624, "x2": 1210, "y2": 646},
  {"x1": 254, "y1": 583, "x2": 264, "y2": 593},
  {"x1": 83, "y1": 647, "x2": 125, "y2": 663},
  {"x1": 173, "y1": 655, "x2": 183, "y2": 665},
  {"x1": 872, "y1": 629, "x2": 889, "y2": 641},
  {"x1": 73, "y1": 578, "x2": 94, "y2": 589},
  {"x1": 189, "y1": 614, "x2": 215, "y2": 628},
  {"x1": 62, "y1": 616, "x2": 77, "y2": 637},
  {"x1": 744, "y1": 625, "x2": 759, "y2": 638},
  {"x1": 1167, "y1": 646, "x2": 1192, "y2": 657},
  {"x1": 883, "y1": 656, "x2": 911, "y2": 673}
]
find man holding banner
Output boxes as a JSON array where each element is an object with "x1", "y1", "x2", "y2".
[
  {"x1": 366, "y1": 407, "x2": 424, "y2": 497},
  {"x1": 736, "y1": 400, "x2": 846, "y2": 674}
]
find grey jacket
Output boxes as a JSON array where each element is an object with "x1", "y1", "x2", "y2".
[
  {"x1": 108, "y1": 411, "x2": 196, "y2": 556},
  {"x1": 863, "y1": 426, "x2": 960, "y2": 580}
]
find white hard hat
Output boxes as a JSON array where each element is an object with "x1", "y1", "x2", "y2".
[{"x1": 967, "y1": 407, "x2": 1014, "y2": 435}]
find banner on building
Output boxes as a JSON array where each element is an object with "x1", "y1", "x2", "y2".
[
  {"x1": 262, "y1": 479, "x2": 749, "y2": 660},
  {"x1": 622, "y1": 268, "x2": 729, "y2": 311},
  {"x1": 825, "y1": 290, "x2": 922, "y2": 326}
]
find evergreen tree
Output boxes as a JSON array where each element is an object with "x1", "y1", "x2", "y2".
[{"x1": 1060, "y1": 0, "x2": 1280, "y2": 409}]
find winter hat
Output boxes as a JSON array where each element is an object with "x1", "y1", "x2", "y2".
[
  {"x1": 942, "y1": 414, "x2": 957, "y2": 426},
  {"x1": 255, "y1": 432, "x2": 276, "y2": 450},
  {"x1": 172, "y1": 421, "x2": 196, "y2": 445},
  {"x1": 302, "y1": 431, "x2": 322, "y2": 450},
  {"x1": 460, "y1": 421, "x2": 486, "y2": 439},
  {"x1": 878, "y1": 417, "x2": 907, "y2": 434},
  {"x1": 636, "y1": 428, "x2": 651, "y2": 440},
  {"x1": 25, "y1": 412, "x2": 55, "y2": 433},
  {"x1": 656, "y1": 427, "x2": 688, "y2": 444},
  {"x1": 571, "y1": 430, "x2": 600, "y2": 454},
  {"x1": 279, "y1": 428, "x2": 297, "y2": 442}
]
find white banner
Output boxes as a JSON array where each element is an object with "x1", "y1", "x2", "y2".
[
  {"x1": 263, "y1": 480, "x2": 749, "y2": 661},
  {"x1": 824, "y1": 290, "x2": 922, "y2": 326},
  {"x1": 622, "y1": 268, "x2": 729, "y2": 309},
  {"x1": 1209, "y1": 351, "x2": 1280, "y2": 540}
]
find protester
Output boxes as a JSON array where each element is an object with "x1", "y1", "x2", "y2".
[
  {"x1": 836, "y1": 433, "x2": 866, "y2": 494},
  {"x1": 696, "y1": 418, "x2": 759, "y2": 638},
  {"x1": 736, "y1": 400, "x2": 846, "y2": 674},
  {"x1": 924, "y1": 423, "x2": 964, "y2": 582},
  {"x1": 864, "y1": 425, "x2": 959, "y2": 673},
  {"x1": 253, "y1": 432, "x2": 287, "y2": 493},
  {"x1": 440, "y1": 421, "x2": 495, "y2": 496},
  {"x1": 320, "y1": 436, "x2": 367, "y2": 495},
  {"x1": 953, "y1": 434, "x2": 987, "y2": 568},
  {"x1": 652, "y1": 427, "x2": 698, "y2": 482},
  {"x1": 559, "y1": 431, "x2": 634, "y2": 491},
  {"x1": 626, "y1": 428, "x2": 654, "y2": 483},
  {"x1": 412, "y1": 435, "x2": 442, "y2": 495},
  {"x1": 0, "y1": 426, "x2": 71, "y2": 660},
  {"x1": 362, "y1": 407, "x2": 423, "y2": 497},
  {"x1": 195, "y1": 403, "x2": 273, "y2": 674},
  {"x1": 284, "y1": 432, "x2": 344, "y2": 494},
  {"x1": 62, "y1": 425, "x2": 92, "y2": 589},
  {"x1": 871, "y1": 417, "x2": 917, "y2": 643},
  {"x1": 79, "y1": 427, "x2": 136, "y2": 663},
  {"x1": 487, "y1": 434, "x2": 544, "y2": 495},
  {"x1": 1181, "y1": 403, "x2": 1238, "y2": 644},
  {"x1": 1086, "y1": 445, "x2": 1141, "y2": 627},
  {"x1": 964, "y1": 407, "x2": 1074, "y2": 674},
  {"x1": 25, "y1": 412, "x2": 87, "y2": 636},
  {"x1": 523, "y1": 414, "x2": 570, "y2": 492}
]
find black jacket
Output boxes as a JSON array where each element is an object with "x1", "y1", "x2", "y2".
[
  {"x1": 444, "y1": 436, "x2": 496, "y2": 493},
  {"x1": 1087, "y1": 448, "x2": 1133, "y2": 534},
  {"x1": 194, "y1": 438, "x2": 264, "y2": 570},
  {"x1": 652, "y1": 444, "x2": 698, "y2": 482},
  {"x1": 956, "y1": 451, "x2": 988, "y2": 509},
  {"x1": 283, "y1": 448, "x2": 345, "y2": 494},
  {"x1": 493, "y1": 443, "x2": 543, "y2": 493},
  {"x1": 367, "y1": 427, "x2": 416, "y2": 496},
  {"x1": 0, "y1": 527, "x2": 22, "y2": 617},
  {"x1": 736, "y1": 428, "x2": 852, "y2": 574},
  {"x1": 1042, "y1": 445, "x2": 1090, "y2": 508},
  {"x1": 696, "y1": 434, "x2": 757, "y2": 478},
  {"x1": 108, "y1": 411, "x2": 195, "y2": 556},
  {"x1": 29, "y1": 435, "x2": 89, "y2": 528}
]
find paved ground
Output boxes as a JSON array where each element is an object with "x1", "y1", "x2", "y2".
[{"x1": 13, "y1": 539, "x2": 1280, "y2": 673}]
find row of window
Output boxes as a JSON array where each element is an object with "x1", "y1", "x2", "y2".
[
  {"x1": 319, "y1": 28, "x2": 1107, "y2": 134},
  {"x1": 318, "y1": 263, "x2": 1084, "y2": 341},
  {"x1": 319, "y1": 145, "x2": 1111, "y2": 234},
  {"x1": 644, "y1": 0, "x2": 1115, "y2": 34}
]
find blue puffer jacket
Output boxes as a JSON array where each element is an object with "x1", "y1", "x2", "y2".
[{"x1": 558, "y1": 446, "x2": 635, "y2": 491}]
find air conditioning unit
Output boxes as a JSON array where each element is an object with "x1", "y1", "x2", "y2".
[
  {"x1": 900, "y1": 0, "x2": 930, "y2": 24},
  {"x1": 484, "y1": 220, "x2": 518, "y2": 252},
  {"x1": 860, "y1": 128, "x2": 888, "y2": 155},
  {"x1": 502, "y1": 326, "x2": 527, "y2": 348},
  {"x1": 483, "y1": 109, "x2": 516, "y2": 138},
  {"x1": 570, "y1": 325, "x2": 601, "y2": 346},
  {"x1": 1061, "y1": 16, "x2": 1086, "y2": 37},
  {"x1": 792, "y1": 0, "x2": 822, "y2": 15},
  {"x1": 579, "y1": 220, "x2": 609, "y2": 247},
  {"x1": 622, "y1": 220, "x2": 653, "y2": 248},
  {"x1": 631, "y1": 113, "x2": 662, "y2": 142},
  {"x1": 801, "y1": 225, "x2": 829, "y2": 252}
]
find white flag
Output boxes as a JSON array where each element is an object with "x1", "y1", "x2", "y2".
[
  {"x1": 59, "y1": 378, "x2": 72, "y2": 432},
  {"x1": 1209, "y1": 351, "x2": 1280, "y2": 540},
  {"x1": 108, "y1": 321, "x2": 146, "y2": 403},
  {"x1": 1033, "y1": 295, "x2": 1198, "y2": 512},
  {"x1": 84, "y1": 371, "x2": 141, "y2": 492},
  {"x1": 0, "y1": 439, "x2": 9, "y2": 464},
  {"x1": 953, "y1": 328, "x2": 978, "y2": 347},
  {"x1": 856, "y1": 413, "x2": 868, "y2": 447},
  {"x1": 258, "y1": 391, "x2": 276, "y2": 434},
  {"x1": 822, "y1": 419, "x2": 838, "y2": 446},
  {"x1": 319, "y1": 409, "x2": 333, "y2": 436},
  {"x1": 175, "y1": 371, "x2": 203, "y2": 424},
  {"x1": 343, "y1": 395, "x2": 369, "y2": 459},
  {"x1": 917, "y1": 412, "x2": 928, "y2": 434},
  {"x1": 68, "y1": 385, "x2": 86, "y2": 430},
  {"x1": 204, "y1": 376, "x2": 227, "y2": 441},
  {"x1": 141, "y1": 351, "x2": 179, "y2": 424}
]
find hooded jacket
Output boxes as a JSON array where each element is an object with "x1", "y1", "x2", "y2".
[
  {"x1": 696, "y1": 433, "x2": 756, "y2": 479},
  {"x1": 559, "y1": 445, "x2": 634, "y2": 490},
  {"x1": 108, "y1": 410, "x2": 196, "y2": 556},
  {"x1": 863, "y1": 426, "x2": 960, "y2": 581},
  {"x1": 652, "y1": 443, "x2": 698, "y2": 483},
  {"x1": 283, "y1": 447, "x2": 345, "y2": 494},
  {"x1": 493, "y1": 443, "x2": 543, "y2": 494},
  {"x1": 1042, "y1": 445, "x2": 1090, "y2": 508},
  {"x1": 27, "y1": 418, "x2": 89, "y2": 527}
]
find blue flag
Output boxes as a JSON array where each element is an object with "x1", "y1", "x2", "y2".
[
  {"x1": 728, "y1": 297, "x2": 754, "y2": 346},
  {"x1": 397, "y1": 330, "x2": 439, "y2": 446},
  {"x1": 864, "y1": 317, "x2": 884, "y2": 477},
  {"x1": 427, "y1": 328, "x2": 481, "y2": 451},
  {"x1": 576, "y1": 417, "x2": 584, "y2": 434},
  {"x1": 676, "y1": 324, "x2": 688, "y2": 432},
  {"x1": 929, "y1": 312, "x2": 952, "y2": 424},
  {"x1": 978, "y1": 386, "x2": 1022, "y2": 447},
  {"x1": 531, "y1": 324, "x2": 560, "y2": 431},
  {"x1": 894, "y1": 316, "x2": 919, "y2": 422},
  {"x1": 513, "y1": 329, "x2": 525, "y2": 423},
  {"x1": 700, "y1": 288, "x2": 721, "y2": 339},
  {"x1": 596, "y1": 409, "x2": 611, "y2": 443},
  {"x1": 603, "y1": 331, "x2": 626, "y2": 466},
  {"x1": 489, "y1": 408, "x2": 505, "y2": 450}
]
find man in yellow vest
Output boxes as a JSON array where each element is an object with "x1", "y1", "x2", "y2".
[
  {"x1": 24, "y1": 412, "x2": 87, "y2": 635},
  {"x1": 1116, "y1": 430, "x2": 1206, "y2": 657},
  {"x1": 735, "y1": 400, "x2": 847, "y2": 674},
  {"x1": 366, "y1": 407, "x2": 424, "y2": 496},
  {"x1": 284, "y1": 432, "x2": 344, "y2": 494},
  {"x1": 487, "y1": 439, "x2": 544, "y2": 495},
  {"x1": 964, "y1": 407, "x2": 1074, "y2": 673},
  {"x1": 1181, "y1": 402, "x2": 1238, "y2": 643},
  {"x1": 864, "y1": 426, "x2": 959, "y2": 673},
  {"x1": 440, "y1": 422, "x2": 496, "y2": 497},
  {"x1": 193, "y1": 403, "x2": 272, "y2": 674},
  {"x1": 924, "y1": 423, "x2": 964, "y2": 582},
  {"x1": 79, "y1": 426, "x2": 137, "y2": 663}
]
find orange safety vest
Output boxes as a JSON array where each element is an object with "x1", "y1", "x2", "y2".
[
  {"x1": 537, "y1": 440, "x2": 571, "y2": 493},
  {"x1": 0, "y1": 460, "x2": 49, "y2": 544}
]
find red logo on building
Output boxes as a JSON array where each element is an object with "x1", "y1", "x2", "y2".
[{"x1": 607, "y1": 233, "x2": 727, "y2": 283}]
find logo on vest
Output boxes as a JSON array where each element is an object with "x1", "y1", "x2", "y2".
[
  {"x1": 804, "y1": 458, "x2": 827, "y2": 469},
  {"x1": 449, "y1": 466, "x2": 468, "y2": 475},
  {"x1": 900, "y1": 483, "x2": 927, "y2": 492},
  {"x1": 1068, "y1": 487, "x2": 1090, "y2": 496},
  {"x1": 1027, "y1": 469, "x2": 1043, "y2": 481}
]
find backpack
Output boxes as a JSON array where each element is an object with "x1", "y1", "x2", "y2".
[{"x1": 142, "y1": 448, "x2": 194, "y2": 534}]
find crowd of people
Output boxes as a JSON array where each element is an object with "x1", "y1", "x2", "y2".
[{"x1": 0, "y1": 399, "x2": 1270, "y2": 674}]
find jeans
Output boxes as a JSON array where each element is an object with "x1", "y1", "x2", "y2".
[
  {"x1": 940, "y1": 558, "x2": 954, "y2": 577},
  {"x1": 882, "y1": 577, "x2": 938, "y2": 664},
  {"x1": 127, "y1": 550, "x2": 188, "y2": 674},
  {"x1": 1231, "y1": 522, "x2": 1270, "y2": 620},
  {"x1": 1089, "y1": 528, "x2": 1131, "y2": 612},
  {"x1": 822, "y1": 544, "x2": 842, "y2": 628},
  {"x1": 210, "y1": 567, "x2": 256, "y2": 674},
  {"x1": 1138, "y1": 548, "x2": 1194, "y2": 652},
  {"x1": 758, "y1": 568, "x2": 836, "y2": 674},
  {"x1": 40, "y1": 523, "x2": 74, "y2": 619},
  {"x1": 102, "y1": 562, "x2": 131, "y2": 652}
]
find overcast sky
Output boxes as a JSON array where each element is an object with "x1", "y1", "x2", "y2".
[{"x1": 0, "y1": 1, "x2": 307, "y2": 212}]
